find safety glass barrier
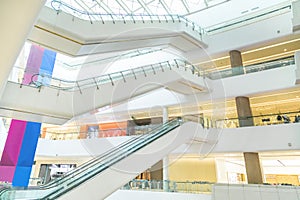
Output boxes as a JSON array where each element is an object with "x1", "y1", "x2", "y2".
[
  {"x1": 9, "y1": 59, "x2": 202, "y2": 92},
  {"x1": 121, "y1": 179, "x2": 213, "y2": 194},
  {"x1": 41, "y1": 123, "x2": 162, "y2": 140},
  {"x1": 48, "y1": 0, "x2": 205, "y2": 37},
  {"x1": 0, "y1": 118, "x2": 183, "y2": 199},
  {"x1": 215, "y1": 111, "x2": 300, "y2": 129},
  {"x1": 204, "y1": 2, "x2": 291, "y2": 34},
  {"x1": 206, "y1": 56, "x2": 295, "y2": 80}
]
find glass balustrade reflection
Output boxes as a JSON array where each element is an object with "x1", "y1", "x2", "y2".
[
  {"x1": 8, "y1": 59, "x2": 202, "y2": 92},
  {"x1": 216, "y1": 111, "x2": 300, "y2": 128},
  {"x1": 121, "y1": 179, "x2": 213, "y2": 194},
  {"x1": 206, "y1": 56, "x2": 295, "y2": 80}
]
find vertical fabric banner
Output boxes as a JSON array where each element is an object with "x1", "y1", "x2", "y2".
[
  {"x1": 22, "y1": 45, "x2": 44, "y2": 85},
  {"x1": 38, "y1": 49, "x2": 56, "y2": 86},
  {"x1": 0, "y1": 120, "x2": 27, "y2": 182},
  {"x1": 12, "y1": 122, "x2": 41, "y2": 187},
  {"x1": 0, "y1": 120, "x2": 41, "y2": 187}
]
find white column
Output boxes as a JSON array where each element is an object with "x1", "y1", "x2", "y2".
[
  {"x1": 292, "y1": 0, "x2": 300, "y2": 31},
  {"x1": 162, "y1": 107, "x2": 168, "y2": 123},
  {"x1": 162, "y1": 107, "x2": 169, "y2": 191},
  {"x1": 295, "y1": 50, "x2": 300, "y2": 83},
  {"x1": 163, "y1": 156, "x2": 169, "y2": 191},
  {"x1": 0, "y1": 0, "x2": 46, "y2": 97}
]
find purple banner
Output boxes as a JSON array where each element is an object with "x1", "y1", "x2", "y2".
[{"x1": 22, "y1": 45, "x2": 44, "y2": 85}]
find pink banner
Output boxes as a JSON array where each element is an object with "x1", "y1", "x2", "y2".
[
  {"x1": 22, "y1": 45, "x2": 44, "y2": 85},
  {"x1": 0, "y1": 120, "x2": 26, "y2": 166},
  {"x1": 0, "y1": 166, "x2": 16, "y2": 182}
]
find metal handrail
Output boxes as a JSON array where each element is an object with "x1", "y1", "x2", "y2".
[
  {"x1": 49, "y1": 0, "x2": 206, "y2": 37},
  {"x1": 204, "y1": 2, "x2": 291, "y2": 34},
  {"x1": 205, "y1": 56, "x2": 295, "y2": 80},
  {"x1": 24, "y1": 59, "x2": 202, "y2": 92}
]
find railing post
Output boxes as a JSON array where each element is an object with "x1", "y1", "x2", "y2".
[
  {"x1": 157, "y1": 15, "x2": 161, "y2": 23},
  {"x1": 120, "y1": 71, "x2": 126, "y2": 83},
  {"x1": 93, "y1": 77, "x2": 99, "y2": 90},
  {"x1": 76, "y1": 81, "x2": 82, "y2": 94},
  {"x1": 142, "y1": 67, "x2": 147, "y2": 77},
  {"x1": 160, "y1": 63, "x2": 164, "y2": 72},
  {"x1": 167, "y1": 61, "x2": 172, "y2": 70},
  {"x1": 109, "y1": 14, "x2": 115, "y2": 24},
  {"x1": 131, "y1": 69, "x2": 137, "y2": 80},
  {"x1": 174, "y1": 59, "x2": 179, "y2": 68},
  {"x1": 108, "y1": 74, "x2": 114, "y2": 86},
  {"x1": 151, "y1": 65, "x2": 156, "y2": 74}
]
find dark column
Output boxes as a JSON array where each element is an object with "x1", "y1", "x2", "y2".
[
  {"x1": 230, "y1": 50, "x2": 263, "y2": 184},
  {"x1": 229, "y1": 50, "x2": 244, "y2": 75},
  {"x1": 235, "y1": 96, "x2": 254, "y2": 127},
  {"x1": 243, "y1": 152, "x2": 264, "y2": 184}
]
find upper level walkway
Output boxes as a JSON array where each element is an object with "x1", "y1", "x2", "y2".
[
  {"x1": 29, "y1": 2, "x2": 206, "y2": 57},
  {"x1": 0, "y1": 60, "x2": 206, "y2": 124}
]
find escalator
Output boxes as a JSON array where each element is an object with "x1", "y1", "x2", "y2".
[{"x1": 0, "y1": 118, "x2": 204, "y2": 200}]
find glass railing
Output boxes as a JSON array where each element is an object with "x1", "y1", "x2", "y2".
[
  {"x1": 204, "y1": 2, "x2": 291, "y2": 34},
  {"x1": 42, "y1": 123, "x2": 162, "y2": 140},
  {"x1": 121, "y1": 179, "x2": 213, "y2": 194},
  {"x1": 12, "y1": 59, "x2": 201, "y2": 92},
  {"x1": 47, "y1": 0, "x2": 205, "y2": 38},
  {"x1": 206, "y1": 56, "x2": 295, "y2": 80},
  {"x1": 0, "y1": 118, "x2": 183, "y2": 199},
  {"x1": 216, "y1": 111, "x2": 300, "y2": 129}
]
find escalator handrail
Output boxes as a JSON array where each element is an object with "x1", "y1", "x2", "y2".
[
  {"x1": 44, "y1": 119, "x2": 182, "y2": 199},
  {"x1": 38, "y1": 120, "x2": 178, "y2": 190},
  {"x1": 0, "y1": 119, "x2": 184, "y2": 199},
  {"x1": 26, "y1": 120, "x2": 180, "y2": 192}
]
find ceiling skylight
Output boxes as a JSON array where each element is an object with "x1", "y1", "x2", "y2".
[{"x1": 45, "y1": 0, "x2": 229, "y2": 21}]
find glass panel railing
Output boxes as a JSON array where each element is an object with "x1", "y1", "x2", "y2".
[
  {"x1": 47, "y1": 0, "x2": 205, "y2": 38},
  {"x1": 121, "y1": 179, "x2": 213, "y2": 194},
  {"x1": 204, "y1": 2, "x2": 291, "y2": 34},
  {"x1": 10, "y1": 59, "x2": 201, "y2": 92},
  {"x1": 0, "y1": 118, "x2": 183, "y2": 199},
  {"x1": 207, "y1": 56, "x2": 295, "y2": 80},
  {"x1": 41, "y1": 123, "x2": 162, "y2": 140},
  {"x1": 216, "y1": 111, "x2": 300, "y2": 129}
]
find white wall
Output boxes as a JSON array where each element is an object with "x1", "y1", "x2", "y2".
[
  {"x1": 106, "y1": 190, "x2": 211, "y2": 200},
  {"x1": 213, "y1": 123, "x2": 300, "y2": 153},
  {"x1": 36, "y1": 136, "x2": 130, "y2": 157},
  {"x1": 187, "y1": 0, "x2": 289, "y2": 27},
  {"x1": 35, "y1": 122, "x2": 300, "y2": 158},
  {"x1": 292, "y1": 0, "x2": 300, "y2": 32},
  {"x1": 213, "y1": 183, "x2": 300, "y2": 200},
  {"x1": 185, "y1": 10, "x2": 293, "y2": 62},
  {"x1": 203, "y1": 12, "x2": 292, "y2": 56}
]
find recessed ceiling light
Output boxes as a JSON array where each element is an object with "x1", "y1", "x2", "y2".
[{"x1": 284, "y1": 49, "x2": 287, "y2": 52}]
